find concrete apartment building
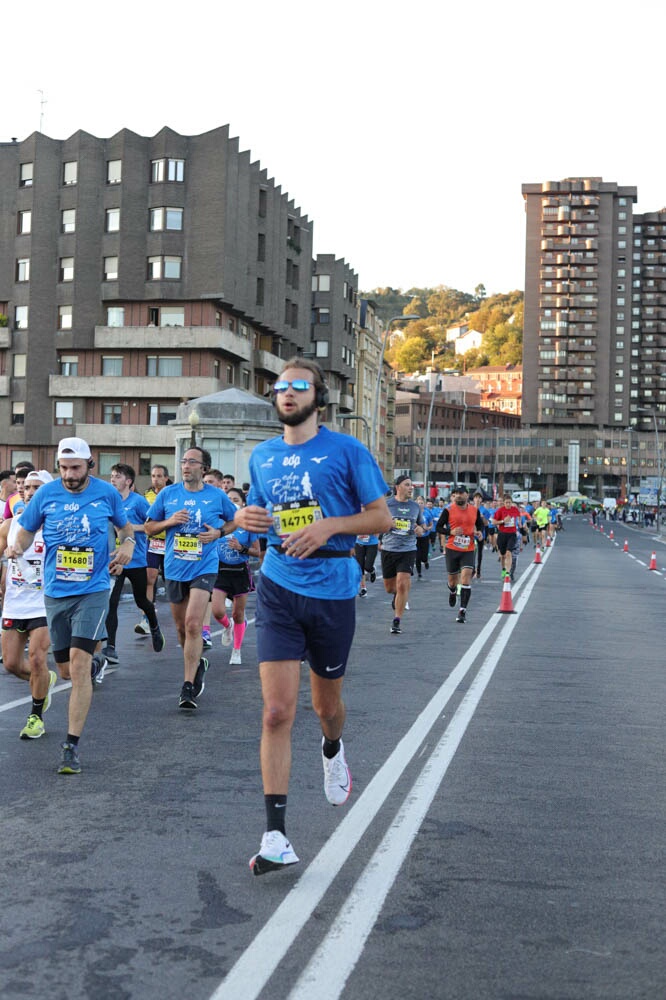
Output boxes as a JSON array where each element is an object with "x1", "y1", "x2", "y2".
[
  {"x1": 521, "y1": 177, "x2": 663, "y2": 498},
  {"x1": 0, "y1": 126, "x2": 316, "y2": 476}
]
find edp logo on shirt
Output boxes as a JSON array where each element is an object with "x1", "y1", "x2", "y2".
[{"x1": 283, "y1": 455, "x2": 301, "y2": 468}]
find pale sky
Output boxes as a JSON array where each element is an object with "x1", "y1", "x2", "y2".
[{"x1": 4, "y1": 0, "x2": 664, "y2": 297}]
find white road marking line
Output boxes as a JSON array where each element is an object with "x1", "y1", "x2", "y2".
[
  {"x1": 289, "y1": 569, "x2": 541, "y2": 1000},
  {"x1": 209, "y1": 564, "x2": 542, "y2": 1000}
]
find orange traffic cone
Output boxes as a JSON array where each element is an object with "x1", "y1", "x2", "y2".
[
  {"x1": 599, "y1": 523, "x2": 604, "y2": 533},
  {"x1": 534, "y1": 547, "x2": 542, "y2": 565},
  {"x1": 623, "y1": 539, "x2": 629, "y2": 552},
  {"x1": 649, "y1": 551, "x2": 658, "y2": 571},
  {"x1": 497, "y1": 575, "x2": 516, "y2": 614},
  {"x1": 546, "y1": 536, "x2": 552, "y2": 547},
  {"x1": 609, "y1": 529, "x2": 614, "y2": 540}
]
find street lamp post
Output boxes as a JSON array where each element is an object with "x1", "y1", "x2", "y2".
[
  {"x1": 188, "y1": 407, "x2": 200, "y2": 447},
  {"x1": 453, "y1": 390, "x2": 467, "y2": 484},
  {"x1": 422, "y1": 375, "x2": 440, "y2": 499},
  {"x1": 338, "y1": 413, "x2": 371, "y2": 448},
  {"x1": 371, "y1": 314, "x2": 420, "y2": 458}
]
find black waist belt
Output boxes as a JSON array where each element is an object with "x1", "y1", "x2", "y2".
[{"x1": 269, "y1": 545, "x2": 351, "y2": 559}]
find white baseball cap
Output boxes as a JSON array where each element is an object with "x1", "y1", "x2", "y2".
[
  {"x1": 24, "y1": 469, "x2": 54, "y2": 485},
  {"x1": 57, "y1": 437, "x2": 92, "y2": 460}
]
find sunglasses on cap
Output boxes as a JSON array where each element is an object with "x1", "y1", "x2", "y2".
[{"x1": 273, "y1": 379, "x2": 312, "y2": 393}]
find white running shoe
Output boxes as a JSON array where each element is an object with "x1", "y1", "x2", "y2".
[
  {"x1": 44, "y1": 670, "x2": 57, "y2": 713},
  {"x1": 405, "y1": 601, "x2": 410, "y2": 611},
  {"x1": 221, "y1": 622, "x2": 233, "y2": 647},
  {"x1": 322, "y1": 738, "x2": 352, "y2": 806},
  {"x1": 230, "y1": 647, "x2": 242, "y2": 665},
  {"x1": 249, "y1": 830, "x2": 299, "y2": 876},
  {"x1": 134, "y1": 616, "x2": 149, "y2": 636}
]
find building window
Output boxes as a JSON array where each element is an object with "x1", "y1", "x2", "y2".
[
  {"x1": 14, "y1": 305, "x2": 28, "y2": 329},
  {"x1": 313, "y1": 307, "x2": 330, "y2": 324},
  {"x1": 58, "y1": 305, "x2": 73, "y2": 330},
  {"x1": 315, "y1": 341, "x2": 329, "y2": 358},
  {"x1": 103, "y1": 256, "x2": 118, "y2": 281},
  {"x1": 312, "y1": 274, "x2": 331, "y2": 292},
  {"x1": 107, "y1": 307, "x2": 125, "y2": 327},
  {"x1": 149, "y1": 207, "x2": 183, "y2": 231},
  {"x1": 148, "y1": 403, "x2": 177, "y2": 426},
  {"x1": 256, "y1": 277, "x2": 264, "y2": 306},
  {"x1": 61, "y1": 209, "x2": 76, "y2": 234},
  {"x1": 147, "y1": 256, "x2": 162, "y2": 280},
  {"x1": 63, "y1": 161, "x2": 78, "y2": 185},
  {"x1": 151, "y1": 158, "x2": 184, "y2": 182},
  {"x1": 160, "y1": 307, "x2": 184, "y2": 326},
  {"x1": 13, "y1": 354, "x2": 26, "y2": 377},
  {"x1": 164, "y1": 256, "x2": 181, "y2": 279},
  {"x1": 257, "y1": 233, "x2": 266, "y2": 261},
  {"x1": 103, "y1": 404, "x2": 123, "y2": 425},
  {"x1": 12, "y1": 402, "x2": 25, "y2": 425},
  {"x1": 106, "y1": 208, "x2": 120, "y2": 232},
  {"x1": 55, "y1": 401, "x2": 74, "y2": 426},
  {"x1": 59, "y1": 257, "x2": 74, "y2": 282},
  {"x1": 19, "y1": 163, "x2": 33, "y2": 187},
  {"x1": 102, "y1": 356, "x2": 123, "y2": 376},
  {"x1": 16, "y1": 258, "x2": 30, "y2": 282},
  {"x1": 242, "y1": 369, "x2": 251, "y2": 390},
  {"x1": 258, "y1": 188, "x2": 267, "y2": 218},
  {"x1": 146, "y1": 356, "x2": 182, "y2": 377},
  {"x1": 107, "y1": 159, "x2": 122, "y2": 184},
  {"x1": 59, "y1": 355, "x2": 79, "y2": 376},
  {"x1": 17, "y1": 210, "x2": 31, "y2": 235}
]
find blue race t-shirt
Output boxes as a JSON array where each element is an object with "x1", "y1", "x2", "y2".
[
  {"x1": 146, "y1": 482, "x2": 236, "y2": 581},
  {"x1": 248, "y1": 425, "x2": 387, "y2": 599},
  {"x1": 115, "y1": 492, "x2": 150, "y2": 569},
  {"x1": 18, "y1": 476, "x2": 128, "y2": 598},
  {"x1": 217, "y1": 527, "x2": 258, "y2": 566}
]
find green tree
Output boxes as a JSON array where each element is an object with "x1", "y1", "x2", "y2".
[{"x1": 394, "y1": 336, "x2": 430, "y2": 372}]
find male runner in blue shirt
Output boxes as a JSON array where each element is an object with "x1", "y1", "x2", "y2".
[
  {"x1": 15, "y1": 437, "x2": 135, "y2": 774},
  {"x1": 235, "y1": 357, "x2": 392, "y2": 875}
]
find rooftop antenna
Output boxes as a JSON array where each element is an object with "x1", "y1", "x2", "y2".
[{"x1": 38, "y1": 90, "x2": 47, "y2": 132}]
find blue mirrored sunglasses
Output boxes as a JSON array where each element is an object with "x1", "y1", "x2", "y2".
[{"x1": 273, "y1": 379, "x2": 312, "y2": 393}]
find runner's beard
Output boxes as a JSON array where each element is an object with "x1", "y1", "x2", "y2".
[{"x1": 277, "y1": 398, "x2": 319, "y2": 427}]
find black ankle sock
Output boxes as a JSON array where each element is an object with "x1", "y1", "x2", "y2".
[
  {"x1": 66, "y1": 734, "x2": 80, "y2": 746},
  {"x1": 265, "y1": 794, "x2": 287, "y2": 834},
  {"x1": 322, "y1": 737, "x2": 341, "y2": 760},
  {"x1": 32, "y1": 697, "x2": 45, "y2": 719}
]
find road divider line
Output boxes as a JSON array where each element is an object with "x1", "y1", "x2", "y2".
[
  {"x1": 287, "y1": 566, "x2": 542, "y2": 1000},
  {"x1": 210, "y1": 558, "x2": 545, "y2": 1000}
]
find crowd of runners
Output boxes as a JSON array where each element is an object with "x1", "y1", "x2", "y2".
[{"x1": 0, "y1": 358, "x2": 565, "y2": 875}]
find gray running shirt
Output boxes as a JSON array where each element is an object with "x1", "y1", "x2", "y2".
[{"x1": 381, "y1": 497, "x2": 423, "y2": 552}]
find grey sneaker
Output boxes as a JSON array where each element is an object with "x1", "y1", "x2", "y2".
[
  {"x1": 91, "y1": 654, "x2": 108, "y2": 684},
  {"x1": 57, "y1": 741, "x2": 81, "y2": 774},
  {"x1": 102, "y1": 645, "x2": 119, "y2": 664}
]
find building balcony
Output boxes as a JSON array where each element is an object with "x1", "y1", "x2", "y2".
[
  {"x1": 75, "y1": 423, "x2": 176, "y2": 448},
  {"x1": 339, "y1": 394, "x2": 355, "y2": 413},
  {"x1": 49, "y1": 375, "x2": 220, "y2": 398},
  {"x1": 94, "y1": 325, "x2": 253, "y2": 362},
  {"x1": 252, "y1": 349, "x2": 283, "y2": 377},
  {"x1": 0, "y1": 328, "x2": 11, "y2": 349},
  {"x1": 0, "y1": 375, "x2": 8, "y2": 396}
]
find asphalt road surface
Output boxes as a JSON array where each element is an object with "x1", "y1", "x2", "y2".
[{"x1": 1, "y1": 515, "x2": 665, "y2": 1000}]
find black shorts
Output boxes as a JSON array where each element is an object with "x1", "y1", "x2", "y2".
[
  {"x1": 355, "y1": 543, "x2": 378, "y2": 573},
  {"x1": 165, "y1": 574, "x2": 217, "y2": 604},
  {"x1": 445, "y1": 549, "x2": 476, "y2": 575},
  {"x1": 2, "y1": 616, "x2": 48, "y2": 632},
  {"x1": 380, "y1": 549, "x2": 416, "y2": 579},
  {"x1": 213, "y1": 562, "x2": 253, "y2": 598},
  {"x1": 146, "y1": 551, "x2": 164, "y2": 572},
  {"x1": 497, "y1": 532, "x2": 517, "y2": 555}
]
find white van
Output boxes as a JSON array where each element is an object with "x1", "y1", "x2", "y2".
[{"x1": 511, "y1": 490, "x2": 542, "y2": 504}]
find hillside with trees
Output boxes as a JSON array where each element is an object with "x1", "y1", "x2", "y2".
[{"x1": 362, "y1": 285, "x2": 524, "y2": 372}]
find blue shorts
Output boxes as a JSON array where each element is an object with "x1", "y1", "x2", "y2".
[{"x1": 255, "y1": 574, "x2": 355, "y2": 679}]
